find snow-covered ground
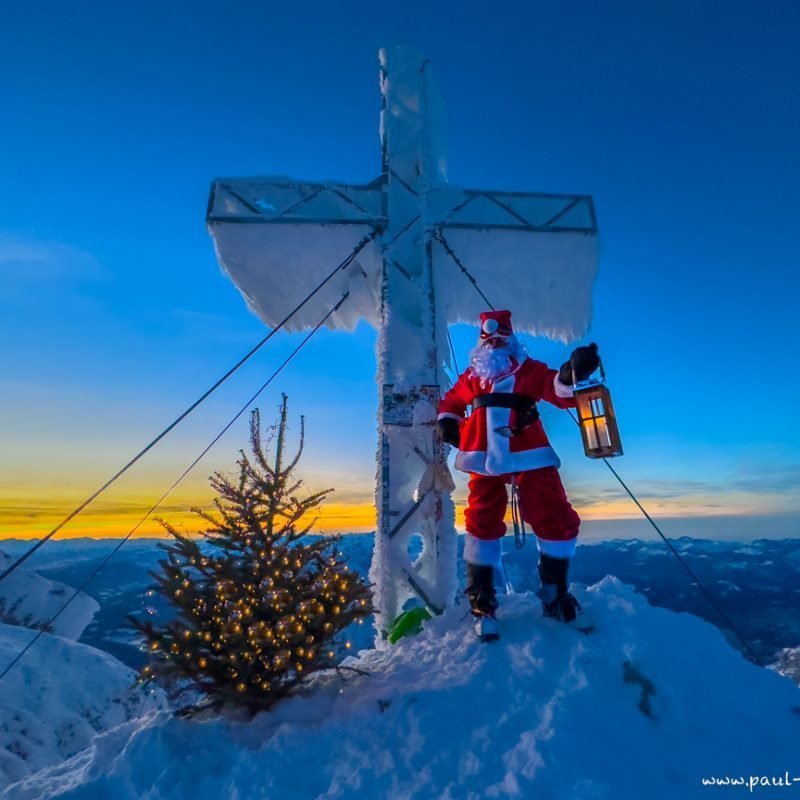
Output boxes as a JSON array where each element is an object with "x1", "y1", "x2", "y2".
[
  {"x1": 771, "y1": 646, "x2": 800, "y2": 684},
  {"x1": 0, "y1": 624, "x2": 165, "y2": 789},
  {"x1": 0, "y1": 556, "x2": 165, "y2": 789},
  {"x1": 3, "y1": 578, "x2": 798, "y2": 800}
]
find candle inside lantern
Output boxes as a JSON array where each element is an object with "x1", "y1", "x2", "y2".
[
  {"x1": 584, "y1": 416, "x2": 598, "y2": 451},
  {"x1": 574, "y1": 382, "x2": 623, "y2": 459},
  {"x1": 596, "y1": 415, "x2": 609, "y2": 448}
]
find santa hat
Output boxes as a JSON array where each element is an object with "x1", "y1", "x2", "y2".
[{"x1": 478, "y1": 310, "x2": 514, "y2": 340}]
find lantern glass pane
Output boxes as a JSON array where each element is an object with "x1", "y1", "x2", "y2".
[
  {"x1": 585, "y1": 419, "x2": 599, "y2": 450},
  {"x1": 596, "y1": 416, "x2": 610, "y2": 448},
  {"x1": 592, "y1": 396, "x2": 605, "y2": 416}
]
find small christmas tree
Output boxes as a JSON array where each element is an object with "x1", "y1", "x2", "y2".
[{"x1": 131, "y1": 396, "x2": 373, "y2": 711}]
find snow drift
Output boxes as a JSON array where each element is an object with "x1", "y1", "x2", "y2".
[{"x1": 4, "y1": 577, "x2": 798, "y2": 800}]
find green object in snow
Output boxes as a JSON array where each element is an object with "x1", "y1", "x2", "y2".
[{"x1": 387, "y1": 606, "x2": 432, "y2": 644}]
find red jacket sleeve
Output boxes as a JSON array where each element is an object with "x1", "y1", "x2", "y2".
[
  {"x1": 438, "y1": 370, "x2": 475, "y2": 419},
  {"x1": 528, "y1": 360, "x2": 578, "y2": 410}
]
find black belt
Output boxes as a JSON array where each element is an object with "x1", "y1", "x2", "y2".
[{"x1": 472, "y1": 393, "x2": 540, "y2": 435}]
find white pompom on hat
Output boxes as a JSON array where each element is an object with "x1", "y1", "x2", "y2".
[{"x1": 479, "y1": 310, "x2": 513, "y2": 340}]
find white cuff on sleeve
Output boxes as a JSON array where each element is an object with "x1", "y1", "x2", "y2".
[
  {"x1": 553, "y1": 374, "x2": 574, "y2": 399},
  {"x1": 438, "y1": 412, "x2": 461, "y2": 421}
]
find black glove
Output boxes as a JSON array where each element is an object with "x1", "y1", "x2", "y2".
[
  {"x1": 558, "y1": 343, "x2": 600, "y2": 385},
  {"x1": 436, "y1": 417, "x2": 461, "y2": 447}
]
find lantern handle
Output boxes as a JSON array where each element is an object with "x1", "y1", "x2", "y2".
[{"x1": 570, "y1": 353, "x2": 606, "y2": 390}]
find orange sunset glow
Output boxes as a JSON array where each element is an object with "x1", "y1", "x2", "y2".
[{"x1": 0, "y1": 482, "x2": 785, "y2": 541}]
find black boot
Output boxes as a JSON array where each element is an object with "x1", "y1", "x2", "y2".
[
  {"x1": 537, "y1": 553, "x2": 581, "y2": 623},
  {"x1": 465, "y1": 563, "x2": 500, "y2": 641},
  {"x1": 465, "y1": 563, "x2": 499, "y2": 616}
]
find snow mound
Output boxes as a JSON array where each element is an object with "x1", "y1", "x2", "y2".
[
  {"x1": 4, "y1": 578, "x2": 799, "y2": 800},
  {"x1": 771, "y1": 646, "x2": 800, "y2": 685},
  {"x1": 0, "y1": 554, "x2": 98, "y2": 640},
  {"x1": 0, "y1": 624, "x2": 166, "y2": 789}
]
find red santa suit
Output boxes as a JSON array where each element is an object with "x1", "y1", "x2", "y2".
[{"x1": 438, "y1": 351, "x2": 581, "y2": 561}]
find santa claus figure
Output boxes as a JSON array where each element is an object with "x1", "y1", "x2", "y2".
[{"x1": 436, "y1": 310, "x2": 599, "y2": 641}]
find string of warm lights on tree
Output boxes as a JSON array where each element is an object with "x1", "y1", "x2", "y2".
[{"x1": 131, "y1": 397, "x2": 373, "y2": 711}]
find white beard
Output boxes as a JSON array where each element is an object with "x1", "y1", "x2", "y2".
[{"x1": 468, "y1": 337, "x2": 527, "y2": 387}]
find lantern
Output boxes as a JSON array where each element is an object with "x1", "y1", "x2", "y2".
[{"x1": 572, "y1": 360, "x2": 623, "y2": 459}]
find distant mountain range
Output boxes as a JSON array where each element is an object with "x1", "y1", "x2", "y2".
[{"x1": 1, "y1": 534, "x2": 798, "y2": 674}]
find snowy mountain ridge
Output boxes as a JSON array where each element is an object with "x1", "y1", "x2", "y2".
[
  {"x1": 3, "y1": 577, "x2": 798, "y2": 800},
  {"x1": 0, "y1": 554, "x2": 98, "y2": 641}
]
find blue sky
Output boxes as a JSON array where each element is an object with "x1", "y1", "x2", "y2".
[{"x1": 1, "y1": 0, "x2": 799, "y2": 538}]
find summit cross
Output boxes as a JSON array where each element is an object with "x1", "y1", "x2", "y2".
[{"x1": 206, "y1": 46, "x2": 598, "y2": 637}]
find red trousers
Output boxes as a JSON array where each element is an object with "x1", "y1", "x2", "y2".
[{"x1": 464, "y1": 467, "x2": 580, "y2": 543}]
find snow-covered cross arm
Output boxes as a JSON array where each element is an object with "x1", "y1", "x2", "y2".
[{"x1": 206, "y1": 46, "x2": 599, "y2": 638}]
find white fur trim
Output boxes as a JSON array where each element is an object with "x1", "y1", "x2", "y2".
[
  {"x1": 485, "y1": 375, "x2": 562, "y2": 474},
  {"x1": 553, "y1": 374, "x2": 574, "y2": 398},
  {"x1": 453, "y1": 367, "x2": 562, "y2": 475},
  {"x1": 463, "y1": 534, "x2": 502, "y2": 567},
  {"x1": 454, "y1": 446, "x2": 560, "y2": 475},
  {"x1": 484, "y1": 374, "x2": 514, "y2": 473},
  {"x1": 438, "y1": 412, "x2": 461, "y2": 422},
  {"x1": 536, "y1": 536, "x2": 577, "y2": 558},
  {"x1": 504, "y1": 447, "x2": 561, "y2": 472},
  {"x1": 454, "y1": 450, "x2": 489, "y2": 472}
]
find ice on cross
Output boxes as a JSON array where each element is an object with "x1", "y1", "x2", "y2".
[{"x1": 206, "y1": 46, "x2": 599, "y2": 638}]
